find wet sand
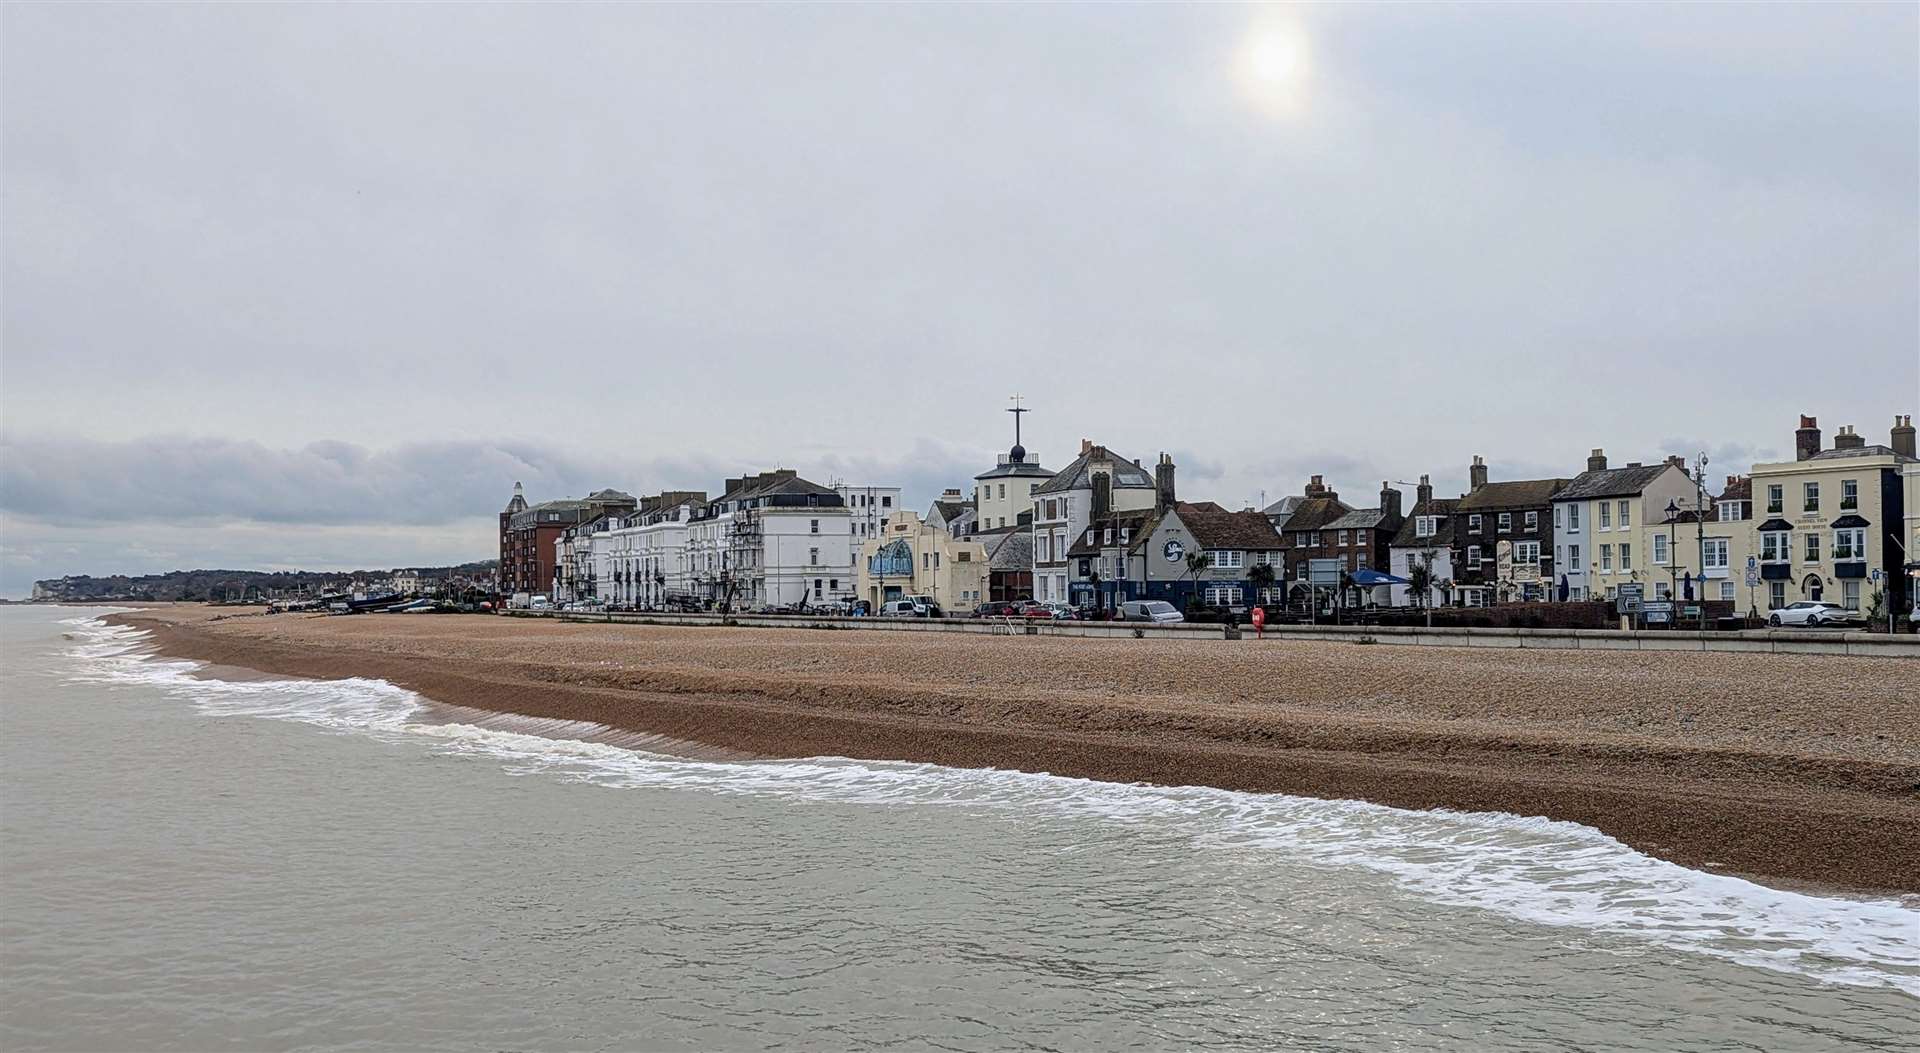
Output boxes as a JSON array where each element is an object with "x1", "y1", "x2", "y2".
[{"x1": 112, "y1": 606, "x2": 1920, "y2": 894}]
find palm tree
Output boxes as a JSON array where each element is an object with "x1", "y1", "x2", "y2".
[
  {"x1": 1406, "y1": 549, "x2": 1438, "y2": 627},
  {"x1": 1248, "y1": 561, "x2": 1275, "y2": 612},
  {"x1": 1185, "y1": 550, "x2": 1211, "y2": 609}
]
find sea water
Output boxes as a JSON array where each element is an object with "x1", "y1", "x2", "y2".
[{"x1": 2, "y1": 607, "x2": 1914, "y2": 1051}]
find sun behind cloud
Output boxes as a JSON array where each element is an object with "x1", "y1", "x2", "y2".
[{"x1": 1233, "y1": 16, "x2": 1312, "y2": 118}]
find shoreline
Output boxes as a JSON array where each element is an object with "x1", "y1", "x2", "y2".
[{"x1": 108, "y1": 609, "x2": 1920, "y2": 896}]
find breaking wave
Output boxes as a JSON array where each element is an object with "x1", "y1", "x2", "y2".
[{"x1": 60, "y1": 615, "x2": 1920, "y2": 998}]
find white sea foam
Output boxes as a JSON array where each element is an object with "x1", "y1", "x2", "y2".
[{"x1": 60, "y1": 615, "x2": 1920, "y2": 998}]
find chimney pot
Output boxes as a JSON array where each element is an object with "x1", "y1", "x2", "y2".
[
  {"x1": 1080, "y1": 438, "x2": 1092, "y2": 455},
  {"x1": 1586, "y1": 448, "x2": 1608, "y2": 472},
  {"x1": 1893, "y1": 414, "x2": 1917, "y2": 458},
  {"x1": 1794, "y1": 415, "x2": 1821, "y2": 461},
  {"x1": 1468, "y1": 456, "x2": 1489, "y2": 493}
]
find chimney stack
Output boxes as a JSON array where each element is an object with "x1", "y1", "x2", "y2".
[
  {"x1": 1379, "y1": 481, "x2": 1402, "y2": 521},
  {"x1": 1092, "y1": 471, "x2": 1112, "y2": 519},
  {"x1": 1894, "y1": 415, "x2": 1917, "y2": 459},
  {"x1": 1587, "y1": 448, "x2": 1608, "y2": 472},
  {"x1": 1795, "y1": 415, "x2": 1821, "y2": 461},
  {"x1": 1154, "y1": 453, "x2": 1177, "y2": 512},
  {"x1": 1469, "y1": 455, "x2": 1489, "y2": 493},
  {"x1": 1833, "y1": 425, "x2": 1865, "y2": 450},
  {"x1": 1665, "y1": 454, "x2": 1686, "y2": 469},
  {"x1": 1416, "y1": 474, "x2": 1433, "y2": 506},
  {"x1": 1080, "y1": 438, "x2": 1093, "y2": 455},
  {"x1": 1304, "y1": 474, "x2": 1327, "y2": 499}
]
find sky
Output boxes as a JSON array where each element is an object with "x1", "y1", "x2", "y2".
[{"x1": 2, "y1": 2, "x2": 1916, "y2": 596}]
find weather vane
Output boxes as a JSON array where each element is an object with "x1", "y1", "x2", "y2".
[{"x1": 1007, "y1": 394, "x2": 1028, "y2": 448}]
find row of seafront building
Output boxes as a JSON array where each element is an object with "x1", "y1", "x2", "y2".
[{"x1": 499, "y1": 411, "x2": 1919, "y2": 621}]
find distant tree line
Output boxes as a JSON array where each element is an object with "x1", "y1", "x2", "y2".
[{"x1": 31, "y1": 561, "x2": 498, "y2": 602}]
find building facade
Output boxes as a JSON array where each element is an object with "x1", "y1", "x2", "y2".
[
  {"x1": 834, "y1": 483, "x2": 902, "y2": 566},
  {"x1": 856, "y1": 511, "x2": 990, "y2": 612},
  {"x1": 1124, "y1": 501, "x2": 1285, "y2": 611},
  {"x1": 1551, "y1": 452, "x2": 1698, "y2": 603},
  {"x1": 687, "y1": 471, "x2": 854, "y2": 609},
  {"x1": 497, "y1": 483, "x2": 636, "y2": 602},
  {"x1": 1748, "y1": 415, "x2": 1914, "y2": 615},
  {"x1": 1388, "y1": 475, "x2": 1459, "y2": 608},
  {"x1": 1030, "y1": 442, "x2": 1165, "y2": 605},
  {"x1": 1449, "y1": 456, "x2": 1568, "y2": 604}
]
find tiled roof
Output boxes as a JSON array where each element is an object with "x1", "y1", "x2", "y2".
[
  {"x1": 1272, "y1": 496, "x2": 1350, "y2": 533},
  {"x1": 1172, "y1": 502, "x2": 1284, "y2": 551},
  {"x1": 1716, "y1": 477, "x2": 1752, "y2": 502},
  {"x1": 982, "y1": 529, "x2": 1033, "y2": 571},
  {"x1": 1808, "y1": 444, "x2": 1916, "y2": 463},
  {"x1": 1555, "y1": 463, "x2": 1676, "y2": 501},
  {"x1": 1455, "y1": 478, "x2": 1569, "y2": 511},
  {"x1": 1032, "y1": 445, "x2": 1155, "y2": 495},
  {"x1": 1261, "y1": 495, "x2": 1305, "y2": 518},
  {"x1": 1325, "y1": 508, "x2": 1388, "y2": 532},
  {"x1": 1390, "y1": 497, "x2": 1461, "y2": 548}
]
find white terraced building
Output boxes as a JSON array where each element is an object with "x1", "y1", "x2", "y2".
[{"x1": 685, "y1": 471, "x2": 855, "y2": 609}]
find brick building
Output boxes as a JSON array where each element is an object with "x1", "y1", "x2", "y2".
[{"x1": 496, "y1": 482, "x2": 637, "y2": 601}]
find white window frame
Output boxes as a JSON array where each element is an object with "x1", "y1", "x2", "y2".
[
  {"x1": 1498, "y1": 512, "x2": 1513, "y2": 533},
  {"x1": 1467, "y1": 515, "x2": 1483, "y2": 534},
  {"x1": 1653, "y1": 534, "x2": 1669, "y2": 565},
  {"x1": 1702, "y1": 538, "x2": 1729, "y2": 571},
  {"x1": 1206, "y1": 549, "x2": 1245, "y2": 569},
  {"x1": 1599, "y1": 544, "x2": 1613, "y2": 572}
]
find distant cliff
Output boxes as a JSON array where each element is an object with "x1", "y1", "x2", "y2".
[{"x1": 30, "y1": 561, "x2": 498, "y2": 602}]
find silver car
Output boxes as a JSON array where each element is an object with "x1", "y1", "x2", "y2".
[
  {"x1": 1767, "y1": 601, "x2": 1860, "y2": 628},
  {"x1": 1120, "y1": 600, "x2": 1185, "y2": 624}
]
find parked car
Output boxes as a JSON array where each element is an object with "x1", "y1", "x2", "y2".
[
  {"x1": 1768, "y1": 601, "x2": 1861, "y2": 627},
  {"x1": 973, "y1": 601, "x2": 1022, "y2": 618},
  {"x1": 1120, "y1": 600, "x2": 1185, "y2": 624},
  {"x1": 879, "y1": 599, "x2": 929, "y2": 617},
  {"x1": 1035, "y1": 601, "x2": 1077, "y2": 620}
]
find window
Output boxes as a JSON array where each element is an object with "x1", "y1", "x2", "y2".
[
  {"x1": 813, "y1": 579, "x2": 823, "y2": 599},
  {"x1": 1567, "y1": 505, "x2": 1581, "y2": 531},
  {"x1": 1466, "y1": 545, "x2": 1482, "y2": 566},
  {"x1": 829, "y1": 579, "x2": 839, "y2": 591},
  {"x1": 1841, "y1": 479, "x2": 1858, "y2": 510},
  {"x1": 1568, "y1": 544, "x2": 1580, "y2": 569},
  {"x1": 1498, "y1": 513, "x2": 1512, "y2": 533},
  {"x1": 810, "y1": 519, "x2": 820, "y2": 534},
  {"x1": 1803, "y1": 482, "x2": 1819, "y2": 513},
  {"x1": 1468, "y1": 515, "x2": 1483, "y2": 534},
  {"x1": 1525, "y1": 511, "x2": 1538, "y2": 531},
  {"x1": 1769, "y1": 581, "x2": 1786, "y2": 609},
  {"x1": 1206, "y1": 549, "x2": 1244, "y2": 569},
  {"x1": 1028, "y1": 483, "x2": 1037, "y2": 495},
  {"x1": 1555, "y1": 506, "x2": 1564, "y2": 529},
  {"x1": 1119, "y1": 529, "x2": 1130, "y2": 545},
  {"x1": 1717, "y1": 502, "x2": 1741, "y2": 522},
  {"x1": 1653, "y1": 534, "x2": 1668, "y2": 564},
  {"x1": 1804, "y1": 533, "x2": 1820, "y2": 562},
  {"x1": 1833, "y1": 527, "x2": 1865, "y2": 561},
  {"x1": 1103, "y1": 527, "x2": 1113, "y2": 544},
  {"x1": 1720, "y1": 582, "x2": 1735, "y2": 601},
  {"x1": 1618, "y1": 501, "x2": 1630, "y2": 528},
  {"x1": 1045, "y1": 500, "x2": 1057, "y2": 519},
  {"x1": 1515, "y1": 541, "x2": 1540, "y2": 565},
  {"x1": 1555, "y1": 544, "x2": 1565, "y2": 567},
  {"x1": 1336, "y1": 531, "x2": 1349, "y2": 547},
  {"x1": 1600, "y1": 544, "x2": 1613, "y2": 572},
  {"x1": 809, "y1": 547, "x2": 820, "y2": 566},
  {"x1": 1761, "y1": 531, "x2": 1789, "y2": 562},
  {"x1": 1842, "y1": 580, "x2": 1861, "y2": 610},
  {"x1": 1599, "y1": 503, "x2": 1611, "y2": 529},
  {"x1": 1415, "y1": 516, "x2": 1436, "y2": 538},
  {"x1": 1766, "y1": 484, "x2": 1783, "y2": 514},
  {"x1": 1703, "y1": 538, "x2": 1728, "y2": 571},
  {"x1": 1655, "y1": 582, "x2": 1671, "y2": 601},
  {"x1": 882, "y1": 496, "x2": 892, "y2": 508},
  {"x1": 1205, "y1": 585, "x2": 1244, "y2": 606}
]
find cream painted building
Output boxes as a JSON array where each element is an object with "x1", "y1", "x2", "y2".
[
  {"x1": 1550, "y1": 452, "x2": 1704, "y2": 604},
  {"x1": 857, "y1": 511, "x2": 989, "y2": 612},
  {"x1": 1748, "y1": 415, "x2": 1914, "y2": 616}
]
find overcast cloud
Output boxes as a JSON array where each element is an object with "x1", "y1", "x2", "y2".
[{"x1": 2, "y1": 2, "x2": 1915, "y2": 596}]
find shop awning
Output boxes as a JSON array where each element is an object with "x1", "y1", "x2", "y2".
[{"x1": 1350, "y1": 568, "x2": 1409, "y2": 586}]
